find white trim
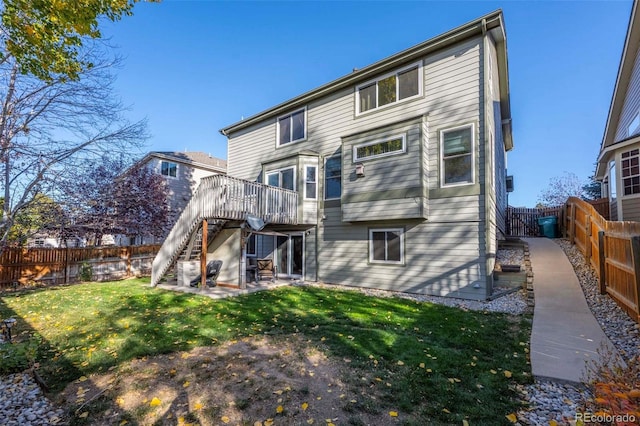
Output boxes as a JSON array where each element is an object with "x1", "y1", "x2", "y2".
[
  {"x1": 369, "y1": 228, "x2": 405, "y2": 265},
  {"x1": 160, "y1": 160, "x2": 178, "y2": 179},
  {"x1": 621, "y1": 148, "x2": 640, "y2": 196},
  {"x1": 276, "y1": 107, "x2": 307, "y2": 148},
  {"x1": 439, "y1": 123, "x2": 475, "y2": 188},
  {"x1": 355, "y1": 61, "x2": 423, "y2": 116},
  {"x1": 352, "y1": 133, "x2": 407, "y2": 162},
  {"x1": 265, "y1": 166, "x2": 297, "y2": 191},
  {"x1": 324, "y1": 155, "x2": 342, "y2": 200},
  {"x1": 304, "y1": 165, "x2": 318, "y2": 200}
]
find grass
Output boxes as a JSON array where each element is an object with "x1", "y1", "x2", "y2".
[{"x1": 0, "y1": 278, "x2": 532, "y2": 424}]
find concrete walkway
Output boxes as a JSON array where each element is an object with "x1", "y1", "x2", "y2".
[{"x1": 525, "y1": 238, "x2": 619, "y2": 383}]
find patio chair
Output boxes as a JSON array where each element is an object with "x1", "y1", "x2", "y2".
[
  {"x1": 246, "y1": 257, "x2": 258, "y2": 283},
  {"x1": 257, "y1": 258, "x2": 277, "y2": 282},
  {"x1": 189, "y1": 260, "x2": 223, "y2": 288}
]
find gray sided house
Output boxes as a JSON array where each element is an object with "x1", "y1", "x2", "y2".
[
  {"x1": 597, "y1": 0, "x2": 640, "y2": 221},
  {"x1": 142, "y1": 151, "x2": 227, "y2": 223},
  {"x1": 151, "y1": 10, "x2": 513, "y2": 300}
]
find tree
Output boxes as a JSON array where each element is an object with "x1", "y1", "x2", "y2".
[
  {"x1": 0, "y1": 0, "x2": 156, "y2": 81},
  {"x1": 61, "y1": 157, "x2": 170, "y2": 245},
  {"x1": 583, "y1": 175, "x2": 602, "y2": 201},
  {"x1": 537, "y1": 172, "x2": 585, "y2": 207},
  {"x1": 0, "y1": 193, "x2": 65, "y2": 245},
  {"x1": 0, "y1": 46, "x2": 148, "y2": 248}
]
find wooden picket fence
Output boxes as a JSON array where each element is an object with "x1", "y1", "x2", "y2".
[
  {"x1": 564, "y1": 197, "x2": 640, "y2": 323},
  {"x1": 0, "y1": 245, "x2": 160, "y2": 290},
  {"x1": 506, "y1": 206, "x2": 563, "y2": 237}
]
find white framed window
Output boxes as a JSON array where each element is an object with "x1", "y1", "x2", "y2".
[
  {"x1": 629, "y1": 113, "x2": 640, "y2": 138},
  {"x1": 160, "y1": 161, "x2": 177, "y2": 178},
  {"x1": 622, "y1": 149, "x2": 640, "y2": 195},
  {"x1": 266, "y1": 167, "x2": 296, "y2": 190},
  {"x1": 440, "y1": 123, "x2": 475, "y2": 187},
  {"x1": 324, "y1": 156, "x2": 341, "y2": 200},
  {"x1": 247, "y1": 234, "x2": 257, "y2": 256},
  {"x1": 304, "y1": 165, "x2": 317, "y2": 200},
  {"x1": 277, "y1": 108, "x2": 307, "y2": 146},
  {"x1": 369, "y1": 228, "x2": 404, "y2": 264},
  {"x1": 356, "y1": 62, "x2": 422, "y2": 115},
  {"x1": 353, "y1": 134, "x2": 406, "y2": 162}
]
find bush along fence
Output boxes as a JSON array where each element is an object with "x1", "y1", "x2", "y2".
[
  {"x1": 0, "y1": 245, "x2": 160, "y2": 290},
  {"x1": 564, "y1": 196, "x2": 640, "y2": 324}
]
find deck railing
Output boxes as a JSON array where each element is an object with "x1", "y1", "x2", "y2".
[{"x1": 151, "y1": 175, "x2": 298, "y2": 286}]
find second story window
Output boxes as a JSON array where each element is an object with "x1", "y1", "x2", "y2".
[
  {"x1": 354, "y1": 134, "x2": 406, "y2": 162},
  {"x1": 622, "y1": 149, "x2": 640, "y2": 195},
  {"x1": 441, "y1": 124, "x2": 474, "y2": 187},
  {"x1": 277, "y1": 108, "x2": 306, "y2": 146},
  {"x1": 356, "y1": 62, "x2": 421, "y2": 114},
  {"x1": 305, "y1": 166, "x2": 317, "y2": 200},
  {"x1": 325, "y1": 156, "x2": 341, "y2": 200},
  {"x1": 161, "y1": 161, "x2": 177, "y2": 178}
]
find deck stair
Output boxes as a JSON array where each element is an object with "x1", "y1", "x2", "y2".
[{"x1": 151, "y1": 174, "x2": 298, "y2": 287}]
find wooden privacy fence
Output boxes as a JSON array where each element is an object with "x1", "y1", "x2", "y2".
[
  {"x1": 0, "y1": 244, "x2": 160, "y2": 290},
  {"x1": 565, "y1": 197, "x2": 640, "y2": 323},
  {"x1": 507, "y1": 206, "x2": 563, "y2": 237}
]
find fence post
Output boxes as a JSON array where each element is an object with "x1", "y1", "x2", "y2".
[
  {"x1": 630, "y1": 236, "x2": 640, "y2": 320},
  {"x1": 562, "y1": 204, "x2": 567, "y2": 238},
  {"x1": 585, "y1": 214, "x2": 592, "y2": 263},
  {"x1": 126, "y1": 246, "x2": 132, "y2": 278},
  {"x1": 598, "y1": 231, "x2": 606, "y2": 294},
  {"x1": 569, "y1": 203, "x2": 576, "y2": 244}
]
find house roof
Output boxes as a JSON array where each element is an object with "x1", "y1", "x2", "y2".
[
  {"x1": 219, "y1": 10, "x2": 512, "y2": 151},
  {"x1": 597, "y1": 0, "x2": 639, "y2": 178},
  {"x1": 142, "y1": 151, "x2": 227, "y2": 173}
]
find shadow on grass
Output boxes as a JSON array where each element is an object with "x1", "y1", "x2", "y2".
[{"x1": 1, "y1": 280, "x2": 532, "y2": 424}]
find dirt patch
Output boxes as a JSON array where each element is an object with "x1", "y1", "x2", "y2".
[{"x1": 56, "y1": 335, "x2": 399, "y2": 425}]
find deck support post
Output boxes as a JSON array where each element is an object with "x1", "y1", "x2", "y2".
[{"x1": 200, "y1": 219, "x2": 208, "y2": 289}]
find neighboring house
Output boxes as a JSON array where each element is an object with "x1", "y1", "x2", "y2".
[
  {"x1": 596, "y1": 0, "x2": 640, "y2": 221},
  {"x1": 142, "y1": 151, "x2": 227, "y2": 222},
  {"x1": 152, "y1": 10, "x2": 513, "y2": 300}
]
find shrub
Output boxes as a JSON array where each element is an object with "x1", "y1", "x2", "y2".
[{"x1": 78, "y1": 262, "x2": 93, "y2": 282}]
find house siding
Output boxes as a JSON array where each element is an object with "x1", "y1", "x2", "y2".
[
  {"x1": 615, "y1": 45, "x2": 640, "y2": 141},
  {"x1": 225, "y1": 35, "x2": 497, "y2": 300}
]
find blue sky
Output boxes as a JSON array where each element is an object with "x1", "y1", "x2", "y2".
[{"x1": 101, "y1": 0, "x2": 632, "y2": 207}]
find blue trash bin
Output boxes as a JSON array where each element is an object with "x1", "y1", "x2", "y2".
[{"x1": 537, "y1": 216, "x2": 558, "y2": 238}]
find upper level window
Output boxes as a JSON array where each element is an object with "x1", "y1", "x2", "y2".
[
  {"x1": 325, "y1": 156, "x2": 341, "y2": 200},
  {"x1": 266, "y1": 167, "x2": 295, "y2": 190},
  {"x1": 161, "y1": 161, "x2": 177, "y2": 178},
  {"x1": 622, "y1": 149, "x2": 640, "y2": 195},
  {"x1": 353, "y1": 134, "x2": 406, "y2": 162},
  {"x1": 369, "y1": 228, "x2": 404, "y2": 264},
  {"x1": 440, "y1": 124, "x2": 474, "y2": 187},
  {"x1": 304, "y1": 166, "x2": 317, "y2": 200},
  {"x1": 277, "y1": 108, "x2": 306, "y2": 146},
  {"x1": 356, "y1": 62, "x2": 421, "y2": 114}
]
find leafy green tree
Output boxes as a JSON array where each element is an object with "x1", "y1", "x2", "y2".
[
  {"x1": 0, "y1": 193, "x2": 65, "y2": 245},
  {"x1": 1, "y1": 0, "x2": 157, "y2": 81}
]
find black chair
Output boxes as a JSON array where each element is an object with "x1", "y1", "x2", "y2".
[{"x1": 190, "y1": 260, "x2": 223, "y2": 288}]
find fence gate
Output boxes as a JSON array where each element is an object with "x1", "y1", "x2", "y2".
[{"x1": 506, "y1": 206, "x2": 562, "y2": 237}]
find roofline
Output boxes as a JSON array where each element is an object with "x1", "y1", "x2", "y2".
[
  {"x1": 220, "y1": 9, "x2": 509, "y2": 136},
  {"x1": 141, "y1": 152, "x2": 227, "y2": 174},
  {"x1": 601, "y1": 0, "x2": 638, "y2": 151}
]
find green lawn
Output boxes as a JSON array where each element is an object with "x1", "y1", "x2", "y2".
[{"x1": 0, "y1": 279, "x2": 532, "y2": 424}]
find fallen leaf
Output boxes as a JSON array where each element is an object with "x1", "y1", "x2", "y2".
[
  {"x1": 463, "y1": 420, "x2": 469, "y2": 426},
  {"x1": 149, "y1": 397, "x2": 161, "y2": 407},
  {"x1": 276, "y1": 405, "x2": 284, "y2": 414},
  {"x1": 194, "y1": 402, "x2": 203, "y2": 410},
  {"x1": 221, "y1": 416, "x2": 230, "y2": 423},
  {"x1": 442, "y1": 408, "x2": 451, "y2": 414},
  {"x1": 264, "y1": 419, "x2": 274, "y2": 426},
  {"x1": 183, "y1": 381, "x2": 190, "y2": 388},
  {"x1": 79, "y1": 412, "x2": 88, "y2": 418},
  {"x1": 490, "y1": 369, "x2": 497, "y2": 374},
  {"x1": 397, "y1": 361, "x2": 405, "y2": 366},
  {"x1": 504, "y1": 370, "x2": 513, "y2": 378},
  {"x1": 506, "y1": 413, "x2": 517, "y2": 423},
  {"x1": 389, "y1": 411, "x2": 398, "y2": 417},
  {"x1": 419, "y1": 363, "x2": 425, "y2": 368},
  {"x1": 302, "y1": 402, "x2": 309, "y2": 411},
  {"x1": 549, "y1": 420, "x2": 558, "y2": 426}
]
